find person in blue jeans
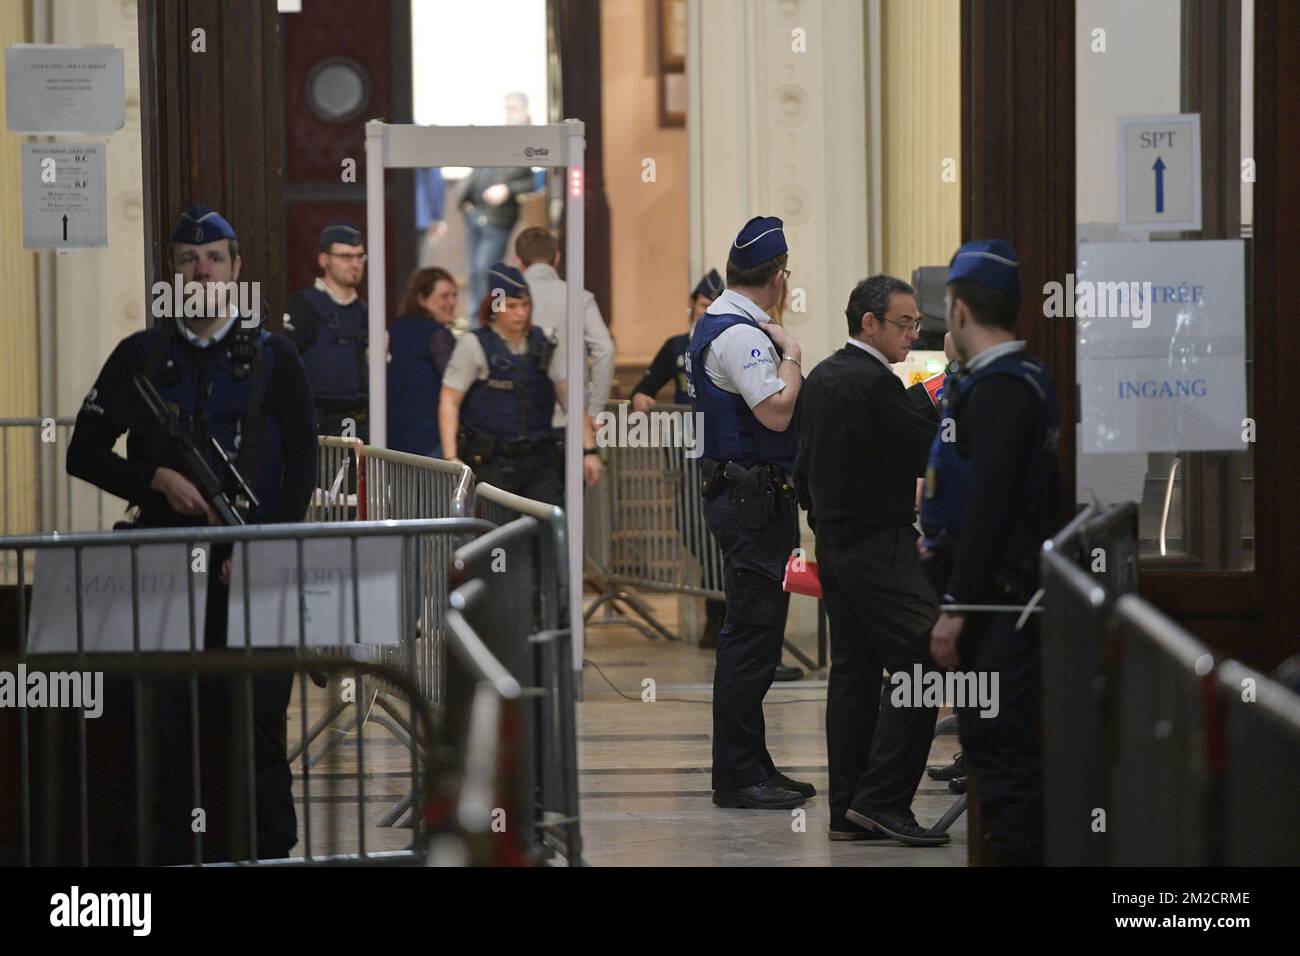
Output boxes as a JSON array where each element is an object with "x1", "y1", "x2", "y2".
[{"x1": 458, "y1": 165, "x2": 536, "y2": 307}]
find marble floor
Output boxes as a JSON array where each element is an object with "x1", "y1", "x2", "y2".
[{"x1": 577, "y1": 594, "x2": 968, "y2": 867}]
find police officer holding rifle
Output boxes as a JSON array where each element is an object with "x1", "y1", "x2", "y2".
[{"x1": 67, "y1": 203, "x2": 318, "y2": 863}]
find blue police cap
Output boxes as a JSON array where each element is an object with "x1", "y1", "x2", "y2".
[
  {"x1": 486, "y1": 262, "x2": 529, "y2": 300},
  {"x1": 728, "y1": 216, "x2": 787, "y2": 270},
  {"x1": 319, "y1": 220, "x2": 363, "y2": 249},
  {"x1": 170, "y1": 203, "x2": 236, "y2": 246},
  {"x1": 947, "y1": 239, "x2": 1021, "y2": 299},
  {"x1": 692, "y1": 268, "x2": 724, "y2": 300}
]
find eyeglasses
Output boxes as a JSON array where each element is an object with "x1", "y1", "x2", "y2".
[
  {"x1": 781, "y1": 269, "x2": 792, "y2": 281},
  {"x1": 328, "y1": 252, "x2": 368, "y2": 263},
  {"x1": 881, "y1": 316, "x2": 923, "y2": 334}
]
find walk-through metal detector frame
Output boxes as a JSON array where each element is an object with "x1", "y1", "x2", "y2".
[{"x1": 364, "y1": 120, "x2": 587, "y2": 683}]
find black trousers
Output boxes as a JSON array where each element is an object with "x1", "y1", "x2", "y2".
[
  {"x1": 956, "y1": 610, "x2": 1044, "y2": 862},
  {"x1": 817, "y1": 525, "x2": 940, "y2": 821},
  {"x1": 475, "y1": 446, "x2": 564, "y2": 507},
  {"x1": 704, "y1": 492, "x2": 799, "y2": 790}
]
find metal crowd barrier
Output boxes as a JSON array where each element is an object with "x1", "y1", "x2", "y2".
[
  {"x1": 587, "y1": 401, "x2": 821, "y2": 667},
  {"x1": 1214, "y1": 660, "x2": 1300, "y2": 865},
  {"x1": 1038, "y1": 501, "x2": 1139, "y2": 865},
  {"x1": 1108, "y1": 593, "x2": 1217, "y2": 866},
  {"x1": 472, "y1": 482, "x2": 568, "y2": 639},
  {"x1": 0, "y1": 418, "x2": 121, "y2": 583},
  {"x1": 0, "y1": 518, "x2": 488, "y2": 866},
  {"x1": 449, "y1": 517, "x2": 583, "y2": 865},
  {"x1": 297, "y1": 441, "x2": 476, "y2": 806}
]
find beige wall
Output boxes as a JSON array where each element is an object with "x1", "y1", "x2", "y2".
[
  {"x1": 0, "y1": 1, "x2": 39, "y2": 534},
  {"x1": 600, "y1": 0, "x2": 689, "y2": 368},
  {"x1": 879, "y1": 0, "x2": 961, "y2": 281}
]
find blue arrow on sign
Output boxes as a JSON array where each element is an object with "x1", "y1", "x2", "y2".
[{"x1": 1152, "y1": 156, "x2": 1166, "y2": 213}]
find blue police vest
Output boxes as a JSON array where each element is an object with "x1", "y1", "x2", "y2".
[
  {"x1": 685, "y1": 312, "x2": 798, "y2": 473},
  {"x1": 387, "y1": 315, "x2": 456, "y2": 455},
  {"x1": 461, "y1": 325, "x2": 558, "y2": 443},
  {"x1": 133, "y1": 324, "x2": 285, "y2": 522},
  {"x1": 298, "y1": 287, "x2": 368, "y2": 404},
  {"x1": 920, "y1": 351, "x2": 1059, "y2": 548}
]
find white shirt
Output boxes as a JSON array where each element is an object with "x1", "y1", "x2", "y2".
[
  {"x1": 175, "y1": 313, "x2": 238, "y2": 348},
  {"x1": 314, "y1": 276, "x2": 359, "y2": 306},
  {"x1": 701, "y1": 289, "x2": 785, "y2": 409},
  {"x1": 965, "y1": 339, "x2": 1027, "y2": 372},
  {"x1": 845, "y1": 337, "x2": 891, "y2": 367},
  {"x1": 523, "y1": 262, "x2": 615, "y2": 424}
]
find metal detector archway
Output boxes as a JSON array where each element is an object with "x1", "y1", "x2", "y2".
[{"x1": 364, "y1": 119, "x2": 586, "y2": 684}]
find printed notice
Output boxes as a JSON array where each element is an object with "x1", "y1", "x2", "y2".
[
  {"x1": 5, "y1": 44, "x2": 125, "y2": 133},
  {"x1": 22, "y1": 143, "x2": 108, "y2": 249}
]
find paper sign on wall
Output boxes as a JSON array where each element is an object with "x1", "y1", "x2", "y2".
[
  {"x1": 5, "y1": 44, "x2": 125, "y2": 134},
  {"x1": 1118, "y1": 114, "x2": 1201, "y2": 232},
  {"x1": 227, "y1": 537, "x2": 403, "y2": 648},
  {"x1": 26, "y1": 544, "x2": 209, "y2": 654},
  {"x1": 22, "y1": 143, "x2": 108, "y2": 249},
  {"x1": 1076, "y1": 240, "x2": 1247, "y2": 455}
]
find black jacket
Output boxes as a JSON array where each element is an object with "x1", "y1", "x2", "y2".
[
  {"x1": 793, "y1": 344, "x2": 938, "y2": 548},
  {"x1": 458, "y1": 166, "x2": 537, "y2": 229}
]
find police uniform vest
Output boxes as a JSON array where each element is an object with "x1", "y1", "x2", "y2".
[
  {"x1": 462, "y1": 325, "x2": 558, "y2": 443},
  {"x1": 137, "y1": 322, "x2": 284, "y2": 523},
  {"x1": 920, "y1": 351, "x2": 1059, "y2": 573},
  {"x1": 298, "y1": 286, "x2": 368, "y2": 404},
  {"x1": 387, "y1": 315, "x2": 455, "y2": 455},
  {"x1": 686, "y1": 312, "x2": 798, "y2": 474}
]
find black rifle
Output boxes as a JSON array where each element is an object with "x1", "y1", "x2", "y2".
[{"x1": 132, "y1": 372, "x2": 260, "y2": 526}]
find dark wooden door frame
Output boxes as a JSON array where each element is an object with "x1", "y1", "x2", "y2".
[{"x1": 138, "y1": 0, "x2": 285, "y2": 324}]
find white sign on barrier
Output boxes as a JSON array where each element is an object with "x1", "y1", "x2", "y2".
[
  {"x1": 227, "y1": 537, "x2": 402, "y2": 648},
  {"x1": 26, "y1": 544, "x2": 208, "y2": 654}
]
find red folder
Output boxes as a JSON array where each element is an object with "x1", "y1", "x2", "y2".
[{"x1": 782, "y1": 552, "x2": 822, "y2": 598}]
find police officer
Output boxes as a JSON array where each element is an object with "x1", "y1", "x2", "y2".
[
  {"x1": 920, "y1": 239, "x2": 1060, "y2": 866},
  {"x1": 632, "y1": 268, "x2": 724, "y2": 411},
  {"x1": 634, "y1": 269, "x2": 728, "y2": 648},
  {"x1": 284, "y1": 221, "x2": 369, "y2": 439},
  {"x1": 66, "y1": 203, "x2": 318, "y2": 863},
  {"x1": 686, "y1": 216, "x2": 812, "y2": 810},
  {"x1": 438, "y1": 263, "x2": 599, "y2": 506}
]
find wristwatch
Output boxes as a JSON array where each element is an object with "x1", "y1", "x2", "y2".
[{"x1": 583, "y1": 447, "x2": 600, "y2": 456}]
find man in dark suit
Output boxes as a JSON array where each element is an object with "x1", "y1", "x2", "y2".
[{"x1": 793, "y1": 274, "x2": 950, "y2": 846}]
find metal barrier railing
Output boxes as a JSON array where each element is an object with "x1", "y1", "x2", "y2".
[
  {"x1": 1038, "y1": 501, "x2": 1139, "y2": 866},
  {"x1": 1215, "y1": 660, "x2": 1300, "y2": 866},
  {"x1": 0, "y1": 518, "x2": 489, "y2": 866},
  {"x1": 1108, "y1": 593, "x2": 1217, "y2": 866},
  {"x1": 450, "y1": 517, "x2": 582, "y2": 865},
  {"x1": 586, "y1": 401, "x2": 821, "y2": 667},
  {"x1": 472, "y1": 482, "x2": 568, "y2": 635},
  {"x1": 0, "y1": 418, "x2": 122, "y2": 583}
]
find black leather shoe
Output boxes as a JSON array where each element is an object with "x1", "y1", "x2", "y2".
[
  {"x1": 927, "y1": 751, "x2": 967, "y2": 781},
  {"x1": 713, "y1": 781, "x2": 806, "y2": 810},
  {"x1": 770, "y1": 771, "x2": 815, "y2": 797},
  {"x1": 948, "y1": 776, "x2": 967, "y2": 794},
  {"x1": 773, "y1": 663, "x2": 803, "y2": 682},
  {"x1": 828, "y1": 818, "x2": 888, "y2": 842},
  {"x1": 845, "y1": 807, "x2": 951, "y2": 846}
]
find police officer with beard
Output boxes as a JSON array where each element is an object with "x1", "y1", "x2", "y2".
[
  {"x1": 920, "y1": 240, "x2": 1060, "y2": 866},
  {"x1": 686, "y1": 216, "x2": 812, "y2": 810},
  {"x1": 67, "y1": 203, "x2": 318, "y2": 863},
  {"x1": 284, "y1": 221, "x2": 369, "y2": 439}
]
